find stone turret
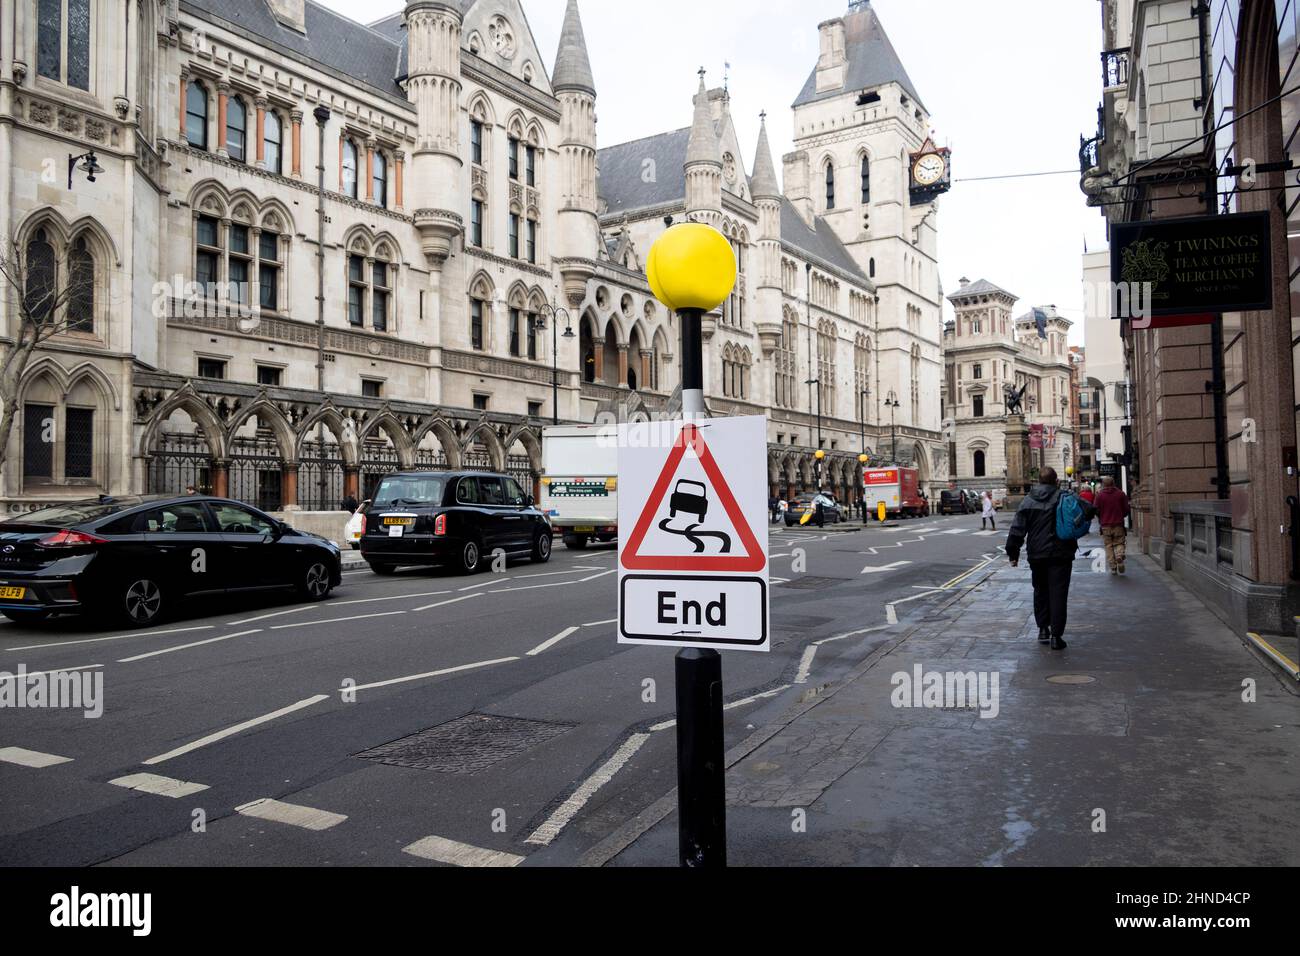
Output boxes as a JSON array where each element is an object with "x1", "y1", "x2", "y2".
[
  {"x1": 684, "y1": 71, "x2": 723, "y2": 230},
  {"x1": 751, "y1": 113, "x2": 784, "y2": 358},
  {"x1": 404, "y1": 0, "x2": 464, "y2": 272},
  {"x1": 552, "y1": 0, "x2": 598, "y2": 307}
]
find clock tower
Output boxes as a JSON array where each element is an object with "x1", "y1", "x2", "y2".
[{"x1": 788, "y1": 0, "x2": 949, "y2": 463}]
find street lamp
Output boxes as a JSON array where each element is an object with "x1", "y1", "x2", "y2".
[
  {"x1": 535, "y1": 302, "x2": 575, "y2": 425},
  {"x1": 814, "y1": 448, "x2": 826, "y2": 493},
  {"x1": 885, "y1": 391, "x2": 901, "y2": 464},
  {"x1": 67, "y1": 149, "x2": 103, "y2": 190},
  {"x1": 858, "y1": 387, "x2": 871, "y2": 513}
]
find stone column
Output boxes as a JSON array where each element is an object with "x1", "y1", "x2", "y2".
[
  {"x1": 290, "y1": 109, "x2": 303, "y2": 178},
  {"x1": 282, "y1": 463, "x2": 299, "y2": 511},
  {"x1": 343, "y1": 466, "x2": 360, "y2": 503},
  {"x1": 255, "y1": 97, "x2": 267, "y2": 168},
  {"x1": 216, "y1": 81, "x2": 229, "y2": 156},
  {"x1": 592, "y1": 347, "x2": 604, "y2": 383},
  {"x1": 212, "y1": 460, "x2": 230, "y2": 498},
  {"x1": 365, "y1": 137, "x2": 376, "y2": 202},
  {"x1": 394, "y1": 151, "x2": 405, "y2": 210},
  {"x1": 640, "y1": 350, "x2": 652, "y2": 391},
  {"x1": 179, "y1": 70, "x2": 189, "y2": 139},
  {"x1": 617, "y1": 346, "x2": 629, "y2": 388}
]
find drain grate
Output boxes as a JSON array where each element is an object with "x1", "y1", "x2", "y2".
[
  {"x1": 777, "y1": 576, "x2": 847, "y2": 591},
  {"x1": 355, "y1": 714, "x2": 575, "y2": 774}
]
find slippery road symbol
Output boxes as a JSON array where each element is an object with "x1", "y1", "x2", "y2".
[{"x1": 659, "y1": 480, "x2": 733, "y2": 554}]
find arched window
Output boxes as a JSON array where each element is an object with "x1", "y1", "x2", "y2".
[
  {"x1": 37, "y1": 0, "x2": 91, "y2": 90},
  {"x1": 24, "y1": 229, "x2": 57, "y2": 326},
  {"x1": 372, "y1": 152, "x2": 388, "y2": 207},
  {"x1": 342, "y1": 140, "x2": 359, "y2": 199},
  {"x1": 468, "y1": 277, "x2": 493, "y2": 352},
  {"x1": 227, "y1": 97, "x2": 248, "y2": 163},
  {"x1": 186, "y1": 80, "x2": 209, "y2": 149},
  {"x1": 869, "y1": 258, "x2": 876, "y2": 278},
  {"x1": 68, "y1": 237, "x2": 95, "y2": 333},
  {"x1": 973, "y1": 450, "x2": 987, "y2": 478},
  {"x1": 861, "y1": 155, "x2": 871, "y2": 204},
  {"x1": 264, "y1": 111, "x2": 283, "y2": 174},
  {"x1": 824, "y1": 161, "x2": 835, "y2": 210},
  {"x1": 371, "y1": 253, "x2": 392, "y2": 332}
]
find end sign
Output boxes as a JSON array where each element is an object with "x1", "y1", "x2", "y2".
[{"x1": 616, "y1": 417, "x2": 770, "y2": 652}]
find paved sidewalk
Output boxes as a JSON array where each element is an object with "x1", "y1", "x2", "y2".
[{"x1": 606, "y1": 534, "x2": 1300, "y2": 866}]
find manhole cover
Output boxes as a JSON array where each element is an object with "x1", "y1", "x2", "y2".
[
  {"x1": 355, "y1": 714, "x2": 575, "y2": 774},
  {"x1": 1046, "y1": 675, "x2": 1097, "y2": 685},
  {"x1": 777, "y1": 576, "x2": 846, "y2": 591}
]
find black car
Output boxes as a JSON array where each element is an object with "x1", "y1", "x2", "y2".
[
  {"x1": 359, "y1": 471, "x2": 553, "y2": 575},
  {"x1": 938, "y1": 490, "x2": 969, "y2": 515},
  {"x1": 0, "y1": 496, "x2": 342, "y2": 628}
]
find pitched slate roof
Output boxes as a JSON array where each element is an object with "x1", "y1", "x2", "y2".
[
  {"x1": 183, "y1": 0, "x2": 410, "y2": 105},
  {"x1": 779, "y1": 198, "x2": 870, "y2": 284},
  {"x1": 792, "y1": 3, "x2": 925, "y2": 111},
  {"x1": 597, "y1": 127, "x2": 693, "y2": 216}
]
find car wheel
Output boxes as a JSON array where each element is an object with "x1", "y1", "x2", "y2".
[
  {"x1": 369, "y1": 563, "x2": 397, "y2": 576},
  {"x1": 299, "y1": 561, "x2": 333, "y2": 601},
  {"x1": 563, "y1": 534, "x2": 589, "y2": 550},
  {"x1": 459, "y1": 539, "x2": 483, "y2": 575},
  {"x1": 119, "y1": 577, "x2": 165, "y2": 628},
  {"x1": 532, "y1": 532, "x2": 553, "y2": 564},
  {"x1": 2, "y1": 609, "x2": 49, "y2": 625}
]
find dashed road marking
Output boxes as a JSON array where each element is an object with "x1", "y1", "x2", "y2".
[
  {"x1": 6, "y1": 627, "x2": 213, "y2": 653},
  {"x1": 524, "y1": 733, "x2": 652, "y2": 846},
  {"x1": 271, "y1": 610, "x2": 407, "y2": 630},
  {"x1": 861, "y1": 560, "x2": 913, "y2": 575},
  {"x1": 119, "y1": 630, "x2": 263, "y2": 663},
  {"x1": 582, "y1": 618, "x2": 617, "y2": 628},
  {"x1": 228, "y1": 608, "x2": 314, "y2": 626},
  {"x1": 412, "y1": 593, "x2": 483, "y2": 612},
  {"x1": 402, "y1": 835, "x2": 523, "y2": 867},
  {"x1": 795, "y1": 646, "x2": 817, "y2": 684},
  {"x1": 110, "y1": 773, "x2": 209, "y2": 799},
  {"x1": 0, "y1": 747, "x2": 72, "y2": 768},
  {"x1": 143, "y1": 695, "x2": 329, "y2": 766},
  {"x1": 236, "y1": 798, "x2": 347, "y2": 831},
  {"x1": 0, "y1": 664, "x2": 101, "y2": 682},
  {"x1": 331, "y1": 590, "x2": 451, "y2": 607},
  {"x1": 527, "y1": 626, "x2": 579, "y2": 657},
  {"x1": 347, "y1": 657, "x2": 518, "y2": 694}
]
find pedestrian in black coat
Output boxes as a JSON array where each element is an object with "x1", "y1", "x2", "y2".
[{"x1": 1005, "y1": 468, "x2": 1095, "y2": 651}]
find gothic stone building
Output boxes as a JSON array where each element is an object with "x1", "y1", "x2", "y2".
[
  {"x1": 0, "y1": 0, "x2": 947, "y2": 514},
  {"x1": 943, "y1": 279, "x2": 1076, "y2": 492}
]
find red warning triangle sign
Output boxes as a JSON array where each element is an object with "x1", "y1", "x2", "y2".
[{"x1": 620, "y1": 424, "x2": 766, "y2": 573}]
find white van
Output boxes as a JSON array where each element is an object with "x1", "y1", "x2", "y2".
[{"x1": 541, "y1": 425, "x2": 618, "y2": 549}]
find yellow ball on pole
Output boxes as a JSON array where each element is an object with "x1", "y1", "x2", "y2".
[{"x1": 647, "y1": 223, "x2": 738, "y2": 313}]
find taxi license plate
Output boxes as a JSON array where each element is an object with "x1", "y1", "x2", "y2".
[
  {"x1": 0, "y1": 587, "x2": 27, "y2": 600},
  {"x1": 384, "y1": 517, "x2": 414, "y2": 527}
]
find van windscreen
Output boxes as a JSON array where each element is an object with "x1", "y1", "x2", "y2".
[{"x1": 373, "y1": 476, "x2": 446, "y2": 510}]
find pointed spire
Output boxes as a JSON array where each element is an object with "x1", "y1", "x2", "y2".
[
  {"x1": 553, "y1": 0, "x2": 595, "y2": 95},
  {"x1": 686, "y1": 69, "x2": 721, "y2": 166},
  {"x1": 750, "y1": 111, "x2": 780, "y2": 200}
]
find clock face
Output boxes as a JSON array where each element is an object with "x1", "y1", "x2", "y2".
[{"x1": 914, "y1": 153, "x2": 946, "y2": 187}]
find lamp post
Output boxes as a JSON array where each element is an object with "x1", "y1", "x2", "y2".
[
  {"x1": 536, "y1": 302, "x2": 575, "y2": 425},
  {"x1": 885, "y1": 391, "x2": 901, "y2": 464},
  {"x1": 67, "y1": 150, "x2": 103, "y2": 189},
  {"x1": 646, "y1": 221, "x2": 737, "y2": 868},
  {"x1": 858, "y1": 453, "x2": 870, "y2": 524},
  {"x1": 858, "y1": 387, "x2": 870, "y2": 509}
]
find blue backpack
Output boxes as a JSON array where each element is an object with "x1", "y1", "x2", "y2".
[{"x1": 1055, "y1": 492, "x2": 1090, "y2": 541}]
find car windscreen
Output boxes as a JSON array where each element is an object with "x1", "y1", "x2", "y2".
[
  {"x1": 372, "y1": 476, "x2": 446, "y2": 510},
  {"x1": 8, "y1": 500, "x2": 141, "y2": 526}
]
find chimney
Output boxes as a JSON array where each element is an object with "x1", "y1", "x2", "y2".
[
  {"x1": 266, "y1": 0, "x2": 306, "y2": 34},
  {"x1": 783, "y1": 150, "x2": 813, "y2": 227},
  {"x1": 815, "y1": 18, "x2": 847, "y2": 93},
  {"x1": 959, "y1": 276, "x2": 970, "y2": 288}
]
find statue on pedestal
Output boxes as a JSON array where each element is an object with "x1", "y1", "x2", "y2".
[{"x1": 1004, "y1": 383, "x2": 1028, "y2": 417}]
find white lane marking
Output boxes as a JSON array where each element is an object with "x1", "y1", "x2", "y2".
[
  {"x1": 794, "y1": 646, "x2": 818, "y2": 684},
  {"x1": 860, "y1": 537, "x2": 927, "y2": 556},
  {"x1": 939, "y1": 529, "x2": 970, "y2": 535},
  {"x1": 402, "y1": 835, "x2": 523, "y2": 868},
  {"x1": 527, "y1": 626, "x2": 579, "y2": 657},
  {"x1": 580, "y1": 569, "x2": 618, "y2": 582},
  {"x1": 582, "y1": 618, "x2": 617, "y2": 628},
  {"x1": 0, "y1": 664, "x2": 101, "y2": 683},
  {"x1": 487, "y1": 567, "x2": 616, "y2": 594},
  {"x1": 886, "y1": 604, "x2": 898, "y2": 625},
  {"x1": 861, "y1": 560, "x2": 913, "y2": 575},
  {"x1": 0, "y1": 746, "x2": 72, "y2": 768},
  {"x1": 972, "y1": 530, "x2": 1001, "y2": 537},
  {"x1": 650, "y1": 685, "x2": 794, "y2": 732},
  {"x1": 816, "y1": 623, "x2": 892, "y2": 646},
  {"x1": 771, "y1": 576, "x2": 792, "y2": 584},
  {"x1": 110, "y1": 773, "x2": 209, "y2": 799},
  {"x1": 7, "y1": 626, "x2": 213, "y2": 653},
  {"x1": 770, "y1": 552, "x2": 793, "y2": 559},
  {"x1": 236, "y1": 798, "x2": 347, "y2": 831},
  {"x1": 331, "y1": 590, "x2": 451, "y2": 607},
  {"x1": 119, "y1": 630, "x2": 263, "y2": 663},
  {"x1": 271, "y1": 610, "x2": 407, "y2": 630},
  {"x1": 227, "y1": 608, "x2": 313, "y2": 626},
  {"x1": 412, "y1": 594, "x2": 483, "y2": 613},
  {"x1": 142, "y1": 695, "x2": 329, "y2": 766},
  {"x1": 459, "y1": 567, "x2": 604, "y2": 593},
  {"x1": 348, "y1": 657, "x2": 517, "y2": 694},
  {"x1": 524, "y1": 733, "x2": 651, "y2": 846}
]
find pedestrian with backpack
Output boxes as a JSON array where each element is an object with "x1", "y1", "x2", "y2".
[{"x1": 1005, "y1": 468, "x2": 1096, "y2": 650}]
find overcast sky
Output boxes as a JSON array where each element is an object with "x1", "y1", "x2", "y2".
[{"x1": 319, "y1": 0, "x2": 1107, "y2": 343}]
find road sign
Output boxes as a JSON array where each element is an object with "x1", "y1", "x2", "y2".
[{"x1": 617, "y1": 416, "x2": 769, "y2": 652}]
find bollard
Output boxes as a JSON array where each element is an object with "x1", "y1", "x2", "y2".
[{"x1": 676, "y1": 647, "x2": 726, "y2": 867}]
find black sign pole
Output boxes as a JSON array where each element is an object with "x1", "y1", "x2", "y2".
[{"x1": 675, "y1": 306, "x2": 726, "y2": 868}]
